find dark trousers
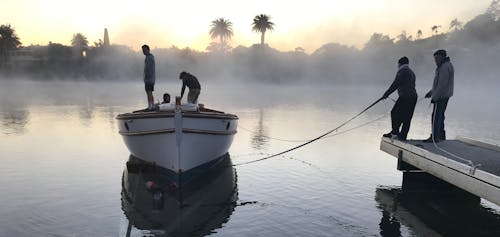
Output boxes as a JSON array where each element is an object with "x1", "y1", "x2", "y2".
[
  {"x1": 391, "y1": 96, "x2": 417, "y2": 140},
  {"x1": 431, "y1": 98, "x2": 449, "y2": 140}
]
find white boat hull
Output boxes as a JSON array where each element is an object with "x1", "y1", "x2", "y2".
[{"x1": 117, "y1": 108, "x2": 238, "y2": 175}]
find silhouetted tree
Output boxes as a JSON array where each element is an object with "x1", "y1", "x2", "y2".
[
  {"x1": 71, "y1": 33, "x2": 88, "y2": 48},
  {"x1": 462, "y1": 12, "x2": 500, "y2": 44},
  {"x1": 450, "y1": 18, "x2": 463, "y2": 31},
  {"x1": 396, "y1": 31, "x2": 413, "y2": 42},
  {"x1": 206, "y1": 42, "x2": 232, "y2": 53},
  {"x1": 416, "y1": 29, "x2": 423, "y2": 39},
  {"x1": 71, "y1": 33, "x2": 88, "y2": 58},
  {"x1": 294, "y1": 47, "x2": 305, "y2": 53},
  {"x1": 209, "y1": 18, "x2": 233, "y2": 52},
  {"x1": 364, "y1": 33, "x2": 394, "y2": 49},
  {"x1": 252, "y1": 14, "x2": 274, "y2": 45},
  {"x1": 431, "y1": 25, "x2": 441, "y2": 35},
  {"x1": 486, "y1": 0, "x2": 500, "y2": 19},
  {"x1": 0, "y1": 24, "x2": 21, "y2": 63},
  {"x1": 94, "y1": 39, "x2": 103, "y2": 48}
]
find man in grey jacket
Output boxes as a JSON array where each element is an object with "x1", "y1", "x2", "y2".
[
  {"x1": 424, "y1": 49, "x2": 454, "y2": 142},
  {"x1": 142, "y1": 44, "x2": 155, "y2": 111}
]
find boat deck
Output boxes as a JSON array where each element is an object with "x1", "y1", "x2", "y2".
[
  {"x1": 132, "y1": 106, "x2": 225, "y2": 114},
  {"x1": 380, "y1": 137, "x2": 500, "y2": 206},
  {"x1": 117, "y1": 105, "x2": 238, "y2": 120}
]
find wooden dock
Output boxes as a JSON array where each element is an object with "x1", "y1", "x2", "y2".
[{"x1": 380, "y1": 137, "x2": 500, "y2": 206}]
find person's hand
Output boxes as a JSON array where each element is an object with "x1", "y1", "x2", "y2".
[{"x1": 425, "y1": 91, "x2": 432, "y2": 98}]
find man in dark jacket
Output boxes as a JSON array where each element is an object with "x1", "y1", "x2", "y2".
[
  {"x1": 381, "y1": 56, "x2": 418, "y2": 141},
  {"x1": 179, "y1": 71, "x2": 201, "y2": 104},
  {"x1": 423, "y1": 49, "x2": 454, "y2": 142}
]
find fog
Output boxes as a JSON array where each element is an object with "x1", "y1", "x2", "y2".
[{"x1": 1, "y1": 2, "x2": 499, "y2": 88}]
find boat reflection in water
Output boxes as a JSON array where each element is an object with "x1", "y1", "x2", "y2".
[
  {"x1": 375, "y1": 186, "x2": 500, "y2": 237},
  {"x1": 121, "y1": 154, "x2": 238, "y2": 237}
]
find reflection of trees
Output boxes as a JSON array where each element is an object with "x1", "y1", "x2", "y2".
[
  {"x1": 1, "y1": 108, "x2": 29, "y2": 135},
  {"x1": 78, "y1": 100, "x2": 94, "y2": 127},
  {"x1": 251, "y1": 109, "x2": 269, "y2": 150}
]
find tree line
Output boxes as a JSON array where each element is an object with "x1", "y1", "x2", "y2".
[{"x1": 1, "y1": 1, "x2": 500, "y2": 84}]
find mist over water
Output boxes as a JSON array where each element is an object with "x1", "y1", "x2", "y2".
[
  {"x1": 1, "y1": 2, "x2": 500, "y2": 236},
  {"x1": 0, "y1": 78, "x2": 499, "y2": 236},
  {"x1": 2, "y1": 1, "x2": 500, "y2": 85}
]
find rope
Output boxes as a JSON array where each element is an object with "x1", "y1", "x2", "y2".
[
  {"x1": 233, "y1": 97, "x2": 384, "y2": 166},
  {"x1": 430, "y1": 102, "x2": 480, "y2": 174},
  {"x1": 236, "y1": 96, "x2": 425, "y2": 143},
  {"x1": 238, "y1": 113, "x2": 389, "y2": 143}
]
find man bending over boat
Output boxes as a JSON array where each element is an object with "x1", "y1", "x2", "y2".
[
  {"x1": 381, "y1": 56, "x2": 418, "y2": 141},
  {"x1": 142, "y1": 44, "x2": 155, "y2": 111},
  {"x1": 179, "y1": 71, "x2": 201, "y2": 104}
]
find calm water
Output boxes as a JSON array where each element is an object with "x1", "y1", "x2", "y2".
[{"x1": 1, "y1": 79, "x2": 499, "y2": 236}]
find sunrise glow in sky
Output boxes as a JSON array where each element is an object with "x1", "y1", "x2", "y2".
[{"x1": 1, "y1": 0, "x2": 491, "y2": 52}]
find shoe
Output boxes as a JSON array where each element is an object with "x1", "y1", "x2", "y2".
[
  {"x1": 397, "y1": 135, "x2": 407, "y2": 141},
  {"x1": 383, "y1": 132, "x2": 398, "y2": 139}
]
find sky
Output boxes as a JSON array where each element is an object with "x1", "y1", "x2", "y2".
[{"x1": 0, "y1": 0, "x2": 492, "y2": 53}]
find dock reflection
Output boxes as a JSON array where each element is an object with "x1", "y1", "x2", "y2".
[
  {"x1": 121, "y1": 155, "x2": 238, "y2": 237},
  {"x1": 375, "y1": 186, "x2": 500, "y2": 237}
]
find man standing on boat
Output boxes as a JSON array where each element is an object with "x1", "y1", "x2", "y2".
[
  {"x1": 423, "y1": 49, "x2": 454, "y2": 142},
  {"x1": 179, "y1": 71, "x2": 201, "y2": 104},
  {"x1": 142, "y1": 44, "x2": 155, "y2": 111},
  {"x1": 381, "y1": 56, "x2": 418, "y2": 141}
]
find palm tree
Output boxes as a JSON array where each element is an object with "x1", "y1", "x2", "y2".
[
  {"x1": 416, "y1": 29, "x2": 423, "y2": 39},
  {"x1": 397, "y1": 31, "x2": 412, "y2": 42},
  {"x1": 71, "y1": 33, "x2": 88, "y2": 58},
  {"x1": 209, "y1": 18, "x2": 233, "y2": 51},
  {"x1": 431, "y1": 25, "x2": 441, "y2": 35},
  {"x1": 0, "y1": 24, "x2": 21, "y2": 61},
  {"x1": 449, "y1": 18, "x2": 463, "y2": 31},
  {"x1": 71, "y1": 33, "x2": 88, "y2": 48},
  {"x1": 252, "y1": 14, "x2": 274, "y2": 45}
]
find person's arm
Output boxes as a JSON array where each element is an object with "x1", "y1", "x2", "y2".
[
  {"x1": 382, "y1": 70, "x2": 403, "y2": 99},
  {"x1": 425, "y1": 71, "x2": 436, "y2": 98},
  {"x1": 180, "y1": 80, "x2": 186, "y2": 99},
  {"x1": 144, "y1": 56, "x2": 154, "y2": 81},
  {"x1": 431, "y1": 65, "x2": 450, "y2": 101}
]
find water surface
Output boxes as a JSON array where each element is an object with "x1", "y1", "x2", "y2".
[{"x1": 1, "y1": 79, "x2": 499, "y2": 236}]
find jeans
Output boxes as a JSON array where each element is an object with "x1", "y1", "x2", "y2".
[
  {"x1": 431, "y1": 98, "x2": 449, "y2": 140},
  {"x1": 391, "y1": 96, "x2": 417, "y2": 140}
]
